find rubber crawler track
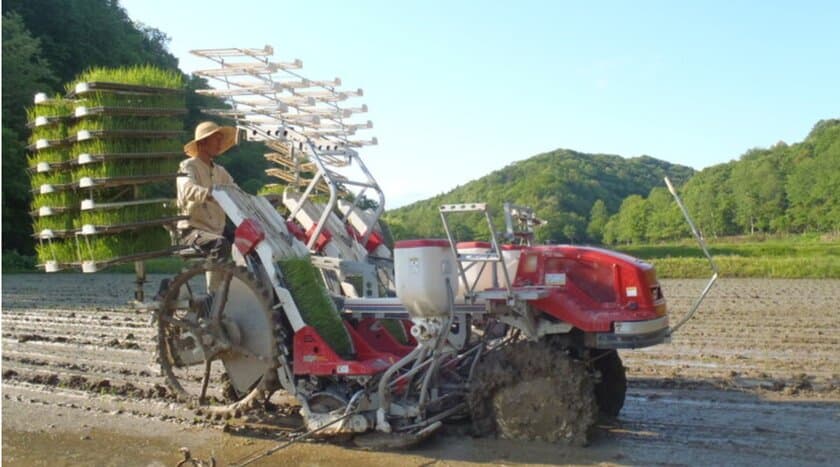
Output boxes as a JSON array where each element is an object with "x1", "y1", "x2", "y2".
[{"x1": 590, "y1": 349, "x2": 627, "y2": 417}]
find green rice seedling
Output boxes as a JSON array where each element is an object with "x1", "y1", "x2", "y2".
[
  {"x1": 77, "y1": 184, "x2": 174, "y2": 206},
  {"x1": 134, "y1": 181, "x2": 177, "y2": 200},
  {"x1": 29, "y1": 123, "x2": 68, "y2": 143},
  {"x1": 26, "y1": 96, "x2": 75, "y2": 120},
  {"x1": 72, "y1": 138, "x2": 183, "y2": 156},
  {"x1": 379, "y1": 319, "x2": 411, "y2": 345},
  {"x1": 69, "y1": 65, "x2": 184, "y2": 91},
  {"x1": 70, "y1": 116, "x2": 184, "y2": 135},
  {"x1": 79, "y1": 92, "x2": 185, "y2": 109},
  {"x1": 28, "y1": 147, "x2": 71, "y2": 166},
  {"x1": 278, "y1": 258, "x2": 353, "y2": 357},
  {"x1": 76, "y1": 186, "x2": 131, "y2": 204},
  {"x1": 78, "y1": 199, "x2": 177, "y2": 227},
  {"x1": 30, "y1": 190, "x2": 81, "y2": 210},
  {"x1": 33, "y1": 210, "x2": 77, "y2": 232},
  {"x1": 77, "y1": 226, "x2": 173, "y2": 263},
  {"x1": 73, "y1": 157, "x2": 181, "y2": 180},
  {"x1": 36, "y1": 239, "x2": 79, "y2": 265},
  {"x1": 30, "y1": 170, "x2": 72, "y2": 188}
]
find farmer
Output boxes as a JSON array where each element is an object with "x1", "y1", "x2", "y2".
[{"x1": 176, "y1": 121, "x2": 239, "y2": 268}]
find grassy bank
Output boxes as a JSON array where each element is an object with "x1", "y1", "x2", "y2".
[{"x1": 615, "y1": 236, "x2": 840, "y2": 278}]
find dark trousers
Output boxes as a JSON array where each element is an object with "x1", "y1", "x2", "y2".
[
  {"x1": 180, "y1": 229, "x2": 232, "y2": 262},
  {"x1": 180, "y1": 229, "x2": 233, "y2": 292}
]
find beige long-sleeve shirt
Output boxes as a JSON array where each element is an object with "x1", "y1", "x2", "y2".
[{"x1": 176, "y1": 158, "x2": 235, "y2": 233}]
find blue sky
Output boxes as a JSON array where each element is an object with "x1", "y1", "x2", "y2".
[{"x1": 121, "y1": 0, "x2": 839, "y2": 208}]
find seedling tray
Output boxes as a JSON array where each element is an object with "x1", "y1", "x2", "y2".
[
  {"x1": 32, "y1": 208, "x2": 78, "y2": 232},
  {"x1": 78, "y1": 197, "x2": 180, "y2": 231},
  {"x1": 27, "y1": 146, "x2": 72, "y2": 167},
  {"x1": 76, "y1": 152, "x2": 183, "y2": 165},
  {"x1": 76, "y1": 173, "x2": 179, "y2": 189},
  {"x1": 80, "y1": 246, "x2": 184, "y2": 273},
  {"x1": 70, "y1": 81, "x2": 184, "y2": 97},
  {"x1": 27, "y1": 138, "x2": 72, "y2": 151},
  {"x1": 33, "y1": 228, "x2": 77, "y2": 240},
  {"x1": 30, "y1": 182, "x2": 77, "y2": 197},
  {"x1": 78, "y1": 216, "x2": 184, "y2": 236},
  {"x1": 72, "y1": 138, "x2": 183, "y2": 157},
  {"x1": 74, "y1": 157, "x2": 181, "y2": 184},
  {"x1": 26, "y1": 116, "x2": 67, "y2": 128},
  {"x1": 74, "y1": 106, "x2": 187, "y2": 118},
  {"x1": 35, "y1": 237, "x2": 79, "y2": 271},
  {"x1": 75, "y1": 225, "x2": 176, "y2": 273},
  {"x1": 73, "y1": 129, "x2": 184, "y2": 141},
  {"x1": 39, "y1": 260, "x2": 76, "y2": 273},
  {"x1": 29, "y1": 160, "x2": 75, "y2": 173}
]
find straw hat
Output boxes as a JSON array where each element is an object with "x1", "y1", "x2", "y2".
[{"x1": 184, "y1": 121, "x2": 238, "y2": 157}]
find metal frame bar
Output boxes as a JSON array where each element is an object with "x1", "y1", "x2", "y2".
[{"x1": 439, "y1": 203, "x2": 513, "y2": 301}]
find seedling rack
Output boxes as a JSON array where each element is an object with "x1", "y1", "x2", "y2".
[{"x1": 27, "y1": 66, "x2": 188, "y2": 272}]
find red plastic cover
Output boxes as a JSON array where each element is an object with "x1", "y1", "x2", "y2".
[
  {"x1": 305, "y1": 224, "x2": 333, "y2": 252},
  {"x1": 285, "y1": 220, "x2": 308, "y2": 242},
  {"x1": 346, "y1": 224, "x2": 386, "y2": 253},
  {"x1": 234, "y1": 218, "x2": 266, "y2": 255}
]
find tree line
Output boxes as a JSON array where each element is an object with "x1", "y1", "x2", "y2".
[
  {"x1": 593, "y1": 119, "x2": 840, "y2": 244},
  {"x1": 2, "y1": 0, "x2": 272, "y2": 255}
]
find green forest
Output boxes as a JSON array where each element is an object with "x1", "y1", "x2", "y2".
[
  {"x1": 385, "y1": 119, "x2": 840, "y2": 246},
  {"x1": 1, "y1": 0, "x2": 272, "y2": 258}
]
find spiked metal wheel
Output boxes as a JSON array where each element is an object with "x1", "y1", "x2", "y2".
[{"x1": 156, "y1": 261, "x2": 280, "y2": 415}]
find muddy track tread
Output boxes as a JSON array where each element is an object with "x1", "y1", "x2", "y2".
[{"x1": 467, "y1": 340, "x2": 598, "y2": 445}]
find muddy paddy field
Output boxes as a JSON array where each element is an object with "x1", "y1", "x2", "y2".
[{"x1": 2, "y1": 274, "x2": 839, "y2": 466}]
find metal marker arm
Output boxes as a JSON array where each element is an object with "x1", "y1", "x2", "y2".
[{"x1": 664, "y1": 176, "x2": 719, "y2": 336}]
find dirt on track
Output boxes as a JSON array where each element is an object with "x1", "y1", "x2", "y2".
[{"x1": 2, "y1": 273, "x2": 839, "y2": 466}]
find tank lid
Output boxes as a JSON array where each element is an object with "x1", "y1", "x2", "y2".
[
  {"x1": 395, "y1": 239, "x2": 451, "y2": 249},
  {"x1": 456, "y1": 241, "x2": 492, "y2": 249}
]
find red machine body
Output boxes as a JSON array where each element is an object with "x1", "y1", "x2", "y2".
[
  {"x1": 511, "y1": 245, "x2": 666, "y2": 331},
  {"x1": 293, "y1": 324, "x2": 399, "y2": 376}
]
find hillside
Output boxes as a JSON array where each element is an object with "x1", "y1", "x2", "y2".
[
  {"x1": 602, "y1": 119, "x2": 840, "y2": 244},
  {"x1": 383, "y1": 150, "x2": 695, "y2": 243}
]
